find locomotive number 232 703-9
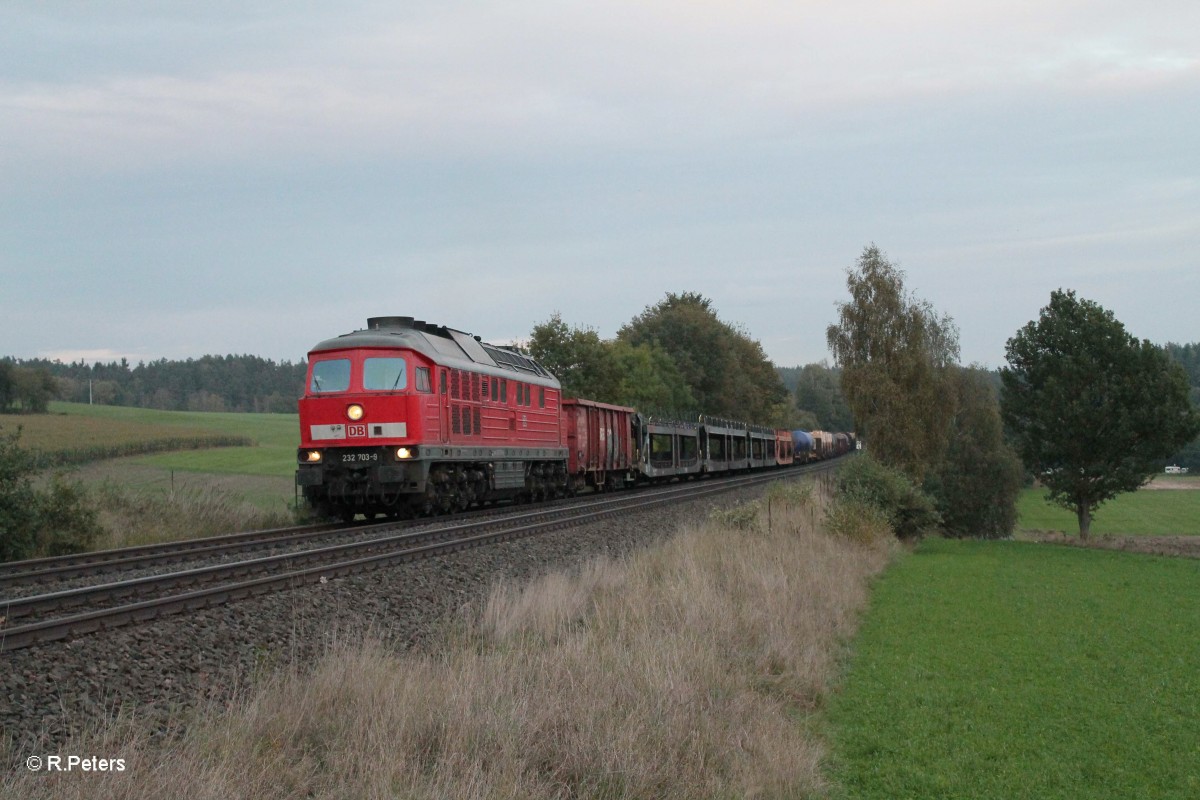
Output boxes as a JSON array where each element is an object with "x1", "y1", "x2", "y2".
[{"x1": 341, "y1": 452, "x2": 379, "y2": 463}]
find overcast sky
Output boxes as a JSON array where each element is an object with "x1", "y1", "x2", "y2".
[{"x1": 2, "y1": 1, "x2": 1196, "y2": 371}]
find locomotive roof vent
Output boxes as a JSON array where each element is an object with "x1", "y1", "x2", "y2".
[{"x1": 367, "y1": 316, "x2": 415, "y2": 330}]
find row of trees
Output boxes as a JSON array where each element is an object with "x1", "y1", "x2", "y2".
[
  {"x1": 527, "y1": 293, "x2": 795, "y2": 426},
  {"x1": 3, "y1": 355, "x2": 307, "y2": 414},
  {"x1": 827, "y1": 245, "x2": 1024, "y2": 539},
  {"x1": 827, "y1": 245, "x2": 1199, "y2": 539},
  {"x1": 8, "y1": 307, "x2": 840, "y2": 428},
  {"x1": 1162, "y1": 343, "x2": 1200, "y2": 470},
  {"x1": 0, "y1": 362, "x2": 59, "y2": 413},
  {"x1": 776, "y1": 363, "x2": 855, "y2": 432}
]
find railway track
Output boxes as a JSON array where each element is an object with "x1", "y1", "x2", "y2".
[
  {"x1": 0, "y1": 504, "x2": 555, "y2": 594},
  {"x1": 0, "y1": 462, "x2": 834, "y2": 653},
  {"x1": 0, "y1": 521, "x2": 352, "y2": 590}
]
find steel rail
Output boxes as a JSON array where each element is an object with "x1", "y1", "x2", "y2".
[
  {"x1": 0, "y1": 464, "x2": 830, "y2": 653},
  {"x1": 0, "y1": 460, "x2": 834, "y2": 589},
  {"x1": 1, "y1": 465, "x2": 812, "y2": 623},
  {"x1": 0, "y1": 463, "x2": 815, "y2": 588},
  {"x1": 0, "y1": 521, "x2": 353, "y2": 587}
]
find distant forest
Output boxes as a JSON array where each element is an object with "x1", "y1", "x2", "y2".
[
  {"x1": 1165, "y1": 342, "x2": 1200, "y2": 404},
  {"x1": 1, "y1": 355, "x2": 306, "y2": 414},
  {"x1": 1163, "y1": 343, "x2": 1200, "y2": 469}
]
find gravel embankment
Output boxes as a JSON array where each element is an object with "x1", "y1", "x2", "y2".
[{"x1": 1, "y1": 483, "x2": 770, "y2": 764}]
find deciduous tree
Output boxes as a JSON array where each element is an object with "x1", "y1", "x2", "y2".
[
  {"x1": 609, "y1": 340, "x2": 695, "y2": 412},
  {"x1": 527, "y1": 314, "x2": 621, "y2": 401},
  {"x1": 1001, "y1": 290, "x2": 1200, "y2": 539},
  {"x1": 792, "y1": 362, "x2": 854, "y2": 431},
  {"x1": 925, "y1": 366, "x2": 1024, "y2": 538},
  {"x1": 618, "y1": 292, "x2": 787, "y2": 420},
  {"x1": 826, "y1": 245, "x2": 959, "y2": 482}
]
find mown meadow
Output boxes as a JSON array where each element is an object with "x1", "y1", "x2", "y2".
[
  {"x1": 1017, "y1": 478, "x2": 1200, "y2": 536},
  {"x1": 828, "y1": 538, "x2": 1200, "y2": 799}
]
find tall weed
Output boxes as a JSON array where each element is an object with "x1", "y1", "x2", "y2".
[{"x1": 93, "y1": 481, "x2": 294, "y2": 548}]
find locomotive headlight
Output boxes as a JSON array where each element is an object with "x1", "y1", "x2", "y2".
[
  {"x1": 396, "y1": 447, "x2": 416, "y2": 459},
  {"x1": 346, "y1": 404, "x2": 365, "y2": 421},
  {"x1": 304, "y1": 450, "x2": 322, "y2": 463}
]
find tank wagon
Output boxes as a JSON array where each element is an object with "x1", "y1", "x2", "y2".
[
  {"x1": 296, "y1": 316, "x2": 857, "y2": 520},
  {"x1": 791, "y1": 430, "x2": 815, "y2": 463}
]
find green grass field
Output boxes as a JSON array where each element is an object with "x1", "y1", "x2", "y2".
[
  {"x1": 828, "y1": 538, "x2": 1200, "y2": 799},
  {"x1": 1018, "y1": 480, "x2": 1200, "y2": 536},
  {"x1": 40, "y1": 401, "x2": 300, "y2": 475},
  {"x1": 11, "y1": 402, "x2": 301, "y2": 513}
]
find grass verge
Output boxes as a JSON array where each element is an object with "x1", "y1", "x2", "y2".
[
  {"x1": 1, "y1": 479, "x2": 894, "y2": 799},
  {"x1": 827, "y1": 537, "x2": 1200, "y2": 799}
]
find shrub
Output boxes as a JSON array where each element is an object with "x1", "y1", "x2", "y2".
[
  {"x1": 835, "y1": 455, "x2": 940, "y2": 539},
  {"x1": 708, "y1": 501, "x2": 760, "y2": 531},
  {"x1": 0, "y1": 426, "x2": 38, "y2": 561},
  {"x1": 34, "y1": 473, "x2": 103, "y2": 556},
  {"x1": 825, "y1": 494, "x2": 893, "y2": 544},
  {"x1": 924, "y1": 366, "x2": 1024, "y2": 539},
  {"x1": 0, "y1": 425, "x2": 104, "y2": 561}
]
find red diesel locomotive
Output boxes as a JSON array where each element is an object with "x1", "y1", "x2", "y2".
[{"x1": 296, "y1": 316, "x2": 568, "y2": 519}]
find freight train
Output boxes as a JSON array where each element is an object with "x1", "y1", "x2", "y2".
[{"x1": 295, "y1": 316, "x2": 855, "y2": 520}]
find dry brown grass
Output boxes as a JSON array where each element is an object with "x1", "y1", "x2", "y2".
[
  {"x1": 89, "y1": 480, "x2": 295, "y2": 549},
  {"x1": 2, "y1": 479, "x2": 895, "y2": 799}
]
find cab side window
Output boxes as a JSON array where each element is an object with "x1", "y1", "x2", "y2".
[{"x1": 416, "y1": 367, "x2": 432, "y2": 393}]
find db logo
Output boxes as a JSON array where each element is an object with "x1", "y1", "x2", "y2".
[{"x1": 347, "y1": 424, "x2": 367, "y2": 437}]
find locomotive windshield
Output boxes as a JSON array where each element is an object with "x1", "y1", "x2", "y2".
[
  {"x1": 363, "y1": 357, "x2": 407, "y2": 391},
  {"x1": 310, "y1": 359, "x2": 351, "y2": 393}
]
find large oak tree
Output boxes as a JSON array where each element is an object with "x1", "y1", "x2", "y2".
[{"x1": 1001, "y1": 290, "x2": 1200, "y2": 539}]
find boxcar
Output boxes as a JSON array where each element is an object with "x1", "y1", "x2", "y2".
[{"x1": 810, "y1": 430, "x2": 832, "y2": 460}]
